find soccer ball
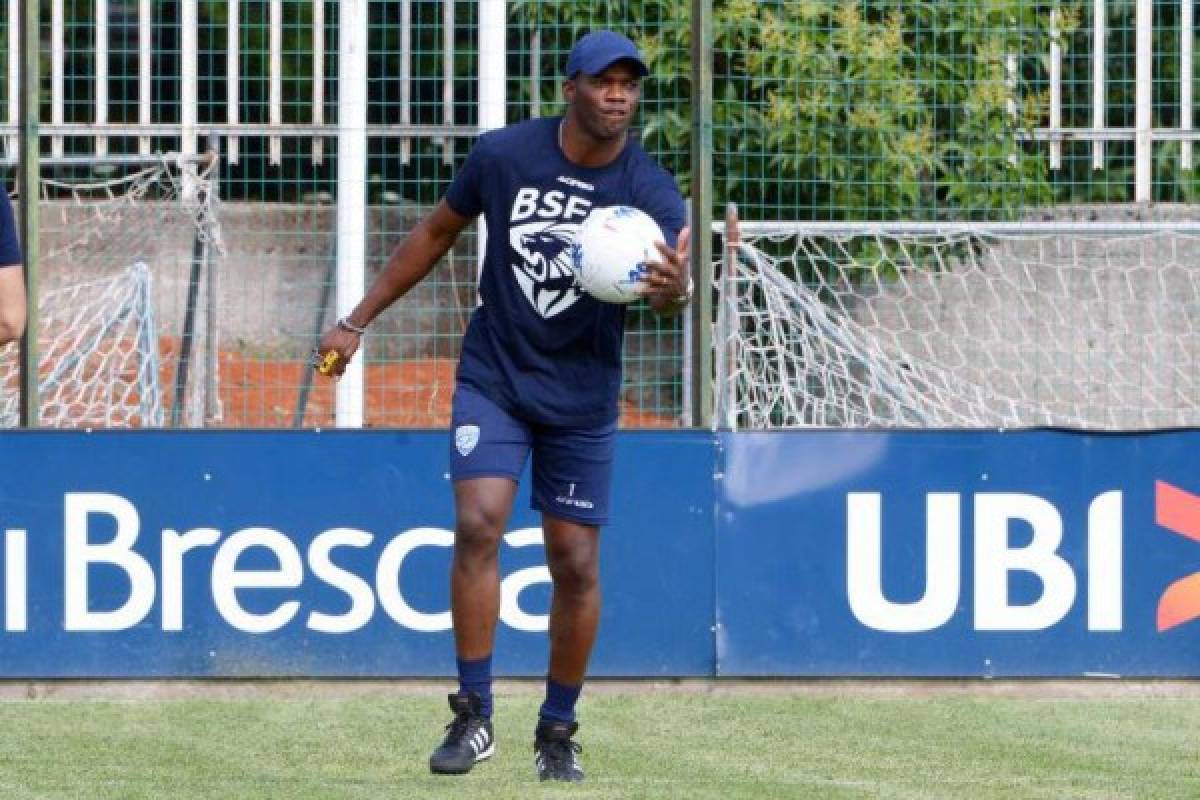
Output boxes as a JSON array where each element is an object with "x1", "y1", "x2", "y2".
[{"x1": 571, "y1": 205, "x2": 665, "y2": 304}]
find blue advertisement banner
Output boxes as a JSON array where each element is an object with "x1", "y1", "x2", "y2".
[
  {"x1": 715, "y1": 430, "x2": 1200, "y2": 676},
  {"x1": 1, "y1": 429, "x2": 1197, "y2": 677},
  {"x1": 0, "y1": 430, "x2": 714, "y2": 677}
]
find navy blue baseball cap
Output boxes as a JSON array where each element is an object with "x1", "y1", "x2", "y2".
[{"x1": 564, "y1": 30, "x2": 649, "y2": 79}]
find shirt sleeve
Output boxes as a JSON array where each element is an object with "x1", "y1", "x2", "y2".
[
  {"x1": 444, "y1": 136, "x2": 489, "y2": 219},
  {"x1": 0, "y1": 189, "x2": 21, "y2": 267},
  {"x1": 635, "y1": 163, "x2": 687, "y2": 249}
]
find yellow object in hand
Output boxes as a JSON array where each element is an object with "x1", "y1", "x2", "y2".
[{"x1": 316, "y1": 350, "x2": 340, "y2": 376}]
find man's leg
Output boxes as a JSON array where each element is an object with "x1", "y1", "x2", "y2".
[
  {"x1": 432, "y1": 384, "x2": 529, "y2": 776},
  {"x1": 531, "y1": 514, "x2": 600, "y2": 783},
  {"x1": 429, "y1": 477, "x2": 517, "y2": 776},
  {"x1": 526, "y1": 417, "x2": 613, "y2": 782},
  {"x1": 452, "y1": 476, "x2": 519, "y2": 674},
  {"x1": 542, "y1": 514, "x2": 601, "y2": 689}
]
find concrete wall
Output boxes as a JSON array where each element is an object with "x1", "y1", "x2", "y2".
[
  {"x1": 36, "y1": 199, "x2": 684, "y2": 417},
  {"x1": 851, "y1": 205, "x2": 1200, "y2": 429},
  {"x1": 39, "y1": 199, "x2": 1200, "y2": 429},
  {"x1": 40, "y1": 201, "x2": 479, "y2": 361}
]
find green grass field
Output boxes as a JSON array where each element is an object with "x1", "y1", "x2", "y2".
[{"x1": 0, "y1": 684, "x2": 1197, "y2": 799}]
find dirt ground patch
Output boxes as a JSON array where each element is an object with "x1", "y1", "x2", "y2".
[{"x1": 155, "y1": 342, "x2": 679, "y2": 429}]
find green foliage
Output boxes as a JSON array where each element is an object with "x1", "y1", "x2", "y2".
[
  {"x1": 514, "y1": 0, "x2": 1062, "y2": 221},
  {"x1": 18, "y1": 1, "x2": 1196, "y2": 208}
]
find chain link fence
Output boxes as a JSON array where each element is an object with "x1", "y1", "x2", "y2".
[{"x1": 0, "y1": 1, "x2": 1196, "y2": 429}]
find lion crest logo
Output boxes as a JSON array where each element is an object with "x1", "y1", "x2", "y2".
[{"x1": 508, "y1": 220, "x2": 583, "y2": 318}]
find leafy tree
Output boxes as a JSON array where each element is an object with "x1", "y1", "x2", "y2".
[
  {"x1": 513, "y1": 0, "x2": 1061, "y2": 221},
  {"x1": 16, "y1": 1, "x2": 1196, "y2": 207}
]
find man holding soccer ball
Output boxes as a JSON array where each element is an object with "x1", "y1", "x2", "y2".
[{"x1": 314, "y1": 29, "x2": 688, "y2": 783}]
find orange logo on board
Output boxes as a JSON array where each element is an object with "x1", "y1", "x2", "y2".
[{"x1": 1155, "y1": 480, "x2": 1200, "y2": 632}]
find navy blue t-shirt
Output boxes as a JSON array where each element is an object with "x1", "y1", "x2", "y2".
[
  {"x1": 445, "y1": 116, "x2": 686, "y2": 426},
  {"x1": 0, "y1": 189, "x2": 21, "y2": 267}
]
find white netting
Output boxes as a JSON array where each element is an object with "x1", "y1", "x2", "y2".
[
  {"x1": 0, "y1": 263, "x2": 161, "y2": 426},
  {"x1": 0, "y1": 155, "x2": 222, "y2": 427},
  {"x1": 715, "y1": 221, "x2": 1200, "y2": 430}
]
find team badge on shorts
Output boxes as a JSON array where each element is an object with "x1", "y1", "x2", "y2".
[{"x1": 455, "y1": 425, "x2": 481, "y2": 456}]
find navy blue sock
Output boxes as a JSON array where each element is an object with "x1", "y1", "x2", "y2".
[
  {"x1": 456, "y1": 655, "x2": 493, "y2": 718},
  {"x1": 538, "y1": 677, "x2": 583, "y2": 724}
]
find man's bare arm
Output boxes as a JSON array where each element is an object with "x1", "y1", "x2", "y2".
[
  {"x1": 0, "y1": 266, "x2": 26, "y2": 345},
  {"x1": 315, "y1": 200, "x2": 472, "y2": 375},
  {"x1": 347, "y1": 200, "x2": 472, "y2": 328}
]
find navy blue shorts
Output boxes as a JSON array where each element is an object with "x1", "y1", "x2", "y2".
[{"x1": 449, "y1": 384, "x2": 616, "y2": 527}]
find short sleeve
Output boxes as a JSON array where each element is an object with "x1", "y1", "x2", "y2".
[
  {"x1": 0, "y1": 189, "x2": 20, "y2": 267},
  {"x1": 444, "y1": 137, "x2": 489, "y2": 219},
  {"x1": 635, "y1": 164, "x2": 687, "y2": 249}
]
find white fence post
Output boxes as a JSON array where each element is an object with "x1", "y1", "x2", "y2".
[
  {"x1": 227, "y1": 0, "x2": 239, "y2": 163},
  {"x1": 181, "y1": 0, "x2": 198, "y2": 160},
  {"x1": 400, "y1": 0, "x2": 412, "y2": 164},
  {"x1": 139, "y1": 0, "x2": 151, "y2": 155},
  {"x1": 1092, "y1": 0, "x2": 1105, "y2": 170},
  {"x1": 530, "y1": 29, "x2": 542, "y2": 118},
  {"x1": 1135, "y1": 0, "x2": 1153, "y2": 202},
  {"x1": 1049, "y1": 8, "x2": 1062, "y2": 171},
  {"x1": 6, "y1": 0, "x2": 16, "y2": 158},
  {"x1": 1005, "y1": 53, "x2": 1017, "y2": 167},
  {"x1": 1183, "y1": 0, "x2": 1194, "y2": 171},
  {"x1": 442, "y1": 0, "x2": 456, "y2": 164},
  {"x1": 476, "y1": 1, "x2": 507, "y2": 286},
  {"x1": 94, "y1": 0, "x2": 107, "y2": 157},
  {"x1": 312, "y1": 0, "x2": 324, "y2": 165},
  {"x1": 51, "y1": 0, "x2": 63, "y2": 158},
  {"x1": 269, "y1": 0, "x2": 282, "y2": 165},
  {"x1": 335, "y1": 0, "x2": 368, "y2": 428},
  {"x1": 478, "y1": 1, "x2": 506, "y2": 132}
]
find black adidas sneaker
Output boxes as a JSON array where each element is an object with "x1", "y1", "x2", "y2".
[
  {"x1": 533, "y1": 719, "x2": 584, "y2": 782},
  {"x1": 429, "y1": 692, "x2": 494, "y2": 775}
]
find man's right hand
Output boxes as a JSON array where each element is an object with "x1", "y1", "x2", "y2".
[{"x1": 312, "y1": 323, "x2": 362, "y2": 377}]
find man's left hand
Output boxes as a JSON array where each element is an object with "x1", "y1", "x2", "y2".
[{"x1": 641, "y1": 226, "x2": 692, "y2": 315}]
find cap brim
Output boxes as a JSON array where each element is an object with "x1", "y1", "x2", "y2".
[{"x1": 577, "y1": 55, "x2": 649, "y2": 78}]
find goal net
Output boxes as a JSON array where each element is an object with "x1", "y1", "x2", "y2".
[
  {"x1": 0, "y1": 155, "x2": 222, "y2": 428},
  {"x1": 715, "y1": 218, "x2": 1200, "y2": 430}
]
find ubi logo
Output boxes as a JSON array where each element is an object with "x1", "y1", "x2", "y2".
[
  {"x1": 845, "y1": 481, "x2": 1200, "y2": 634},
  {"x1": 1155, "y1": 480, "x2": 1200, "y2": 632}
]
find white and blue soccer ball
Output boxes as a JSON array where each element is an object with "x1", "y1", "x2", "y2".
[{"x1": 570, "y1": 205, "x2": 665, "y2": 304}]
